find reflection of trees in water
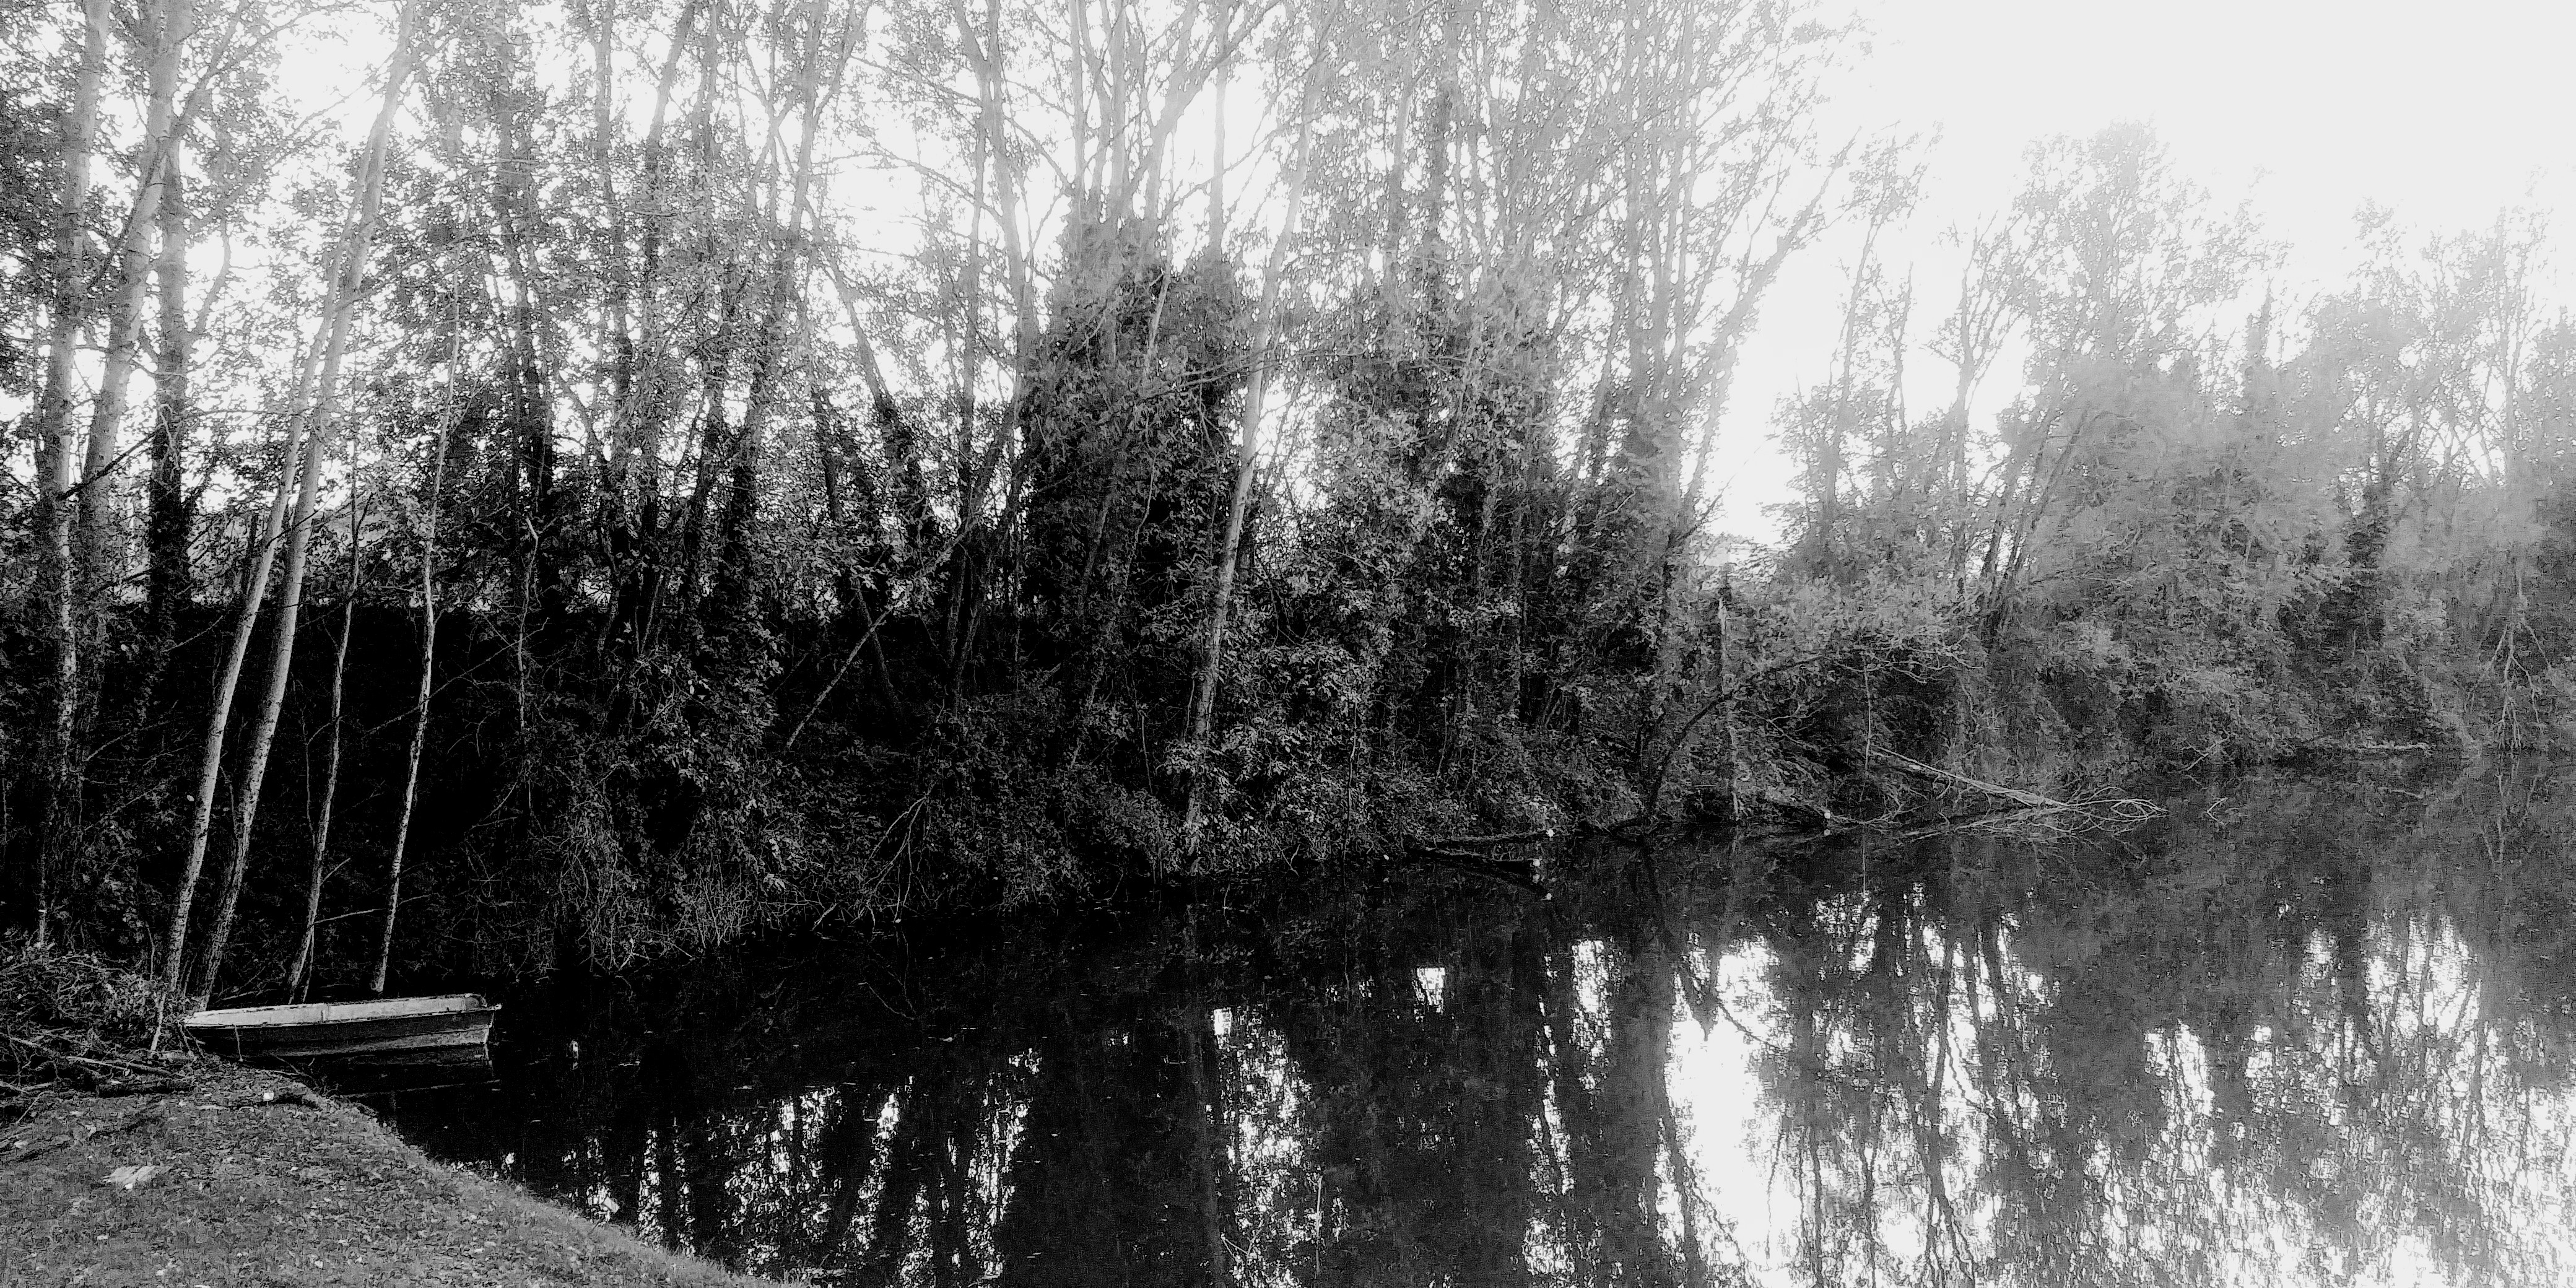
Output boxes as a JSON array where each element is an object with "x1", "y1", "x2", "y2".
[
  {"x1": 1264, "y1": 911, "x2": 1541, "y2": 1283},
  {"x1": 1738, "y1": 766, "x2": 2576, "y2": 1286},
  {"x1": 386, "y1": 766, "x2": 2576, "y2": 1286}
]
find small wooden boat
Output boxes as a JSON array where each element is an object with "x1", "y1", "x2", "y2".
[{"x1": 183, "y1": 994, "x2": 499, "y2": 1064}]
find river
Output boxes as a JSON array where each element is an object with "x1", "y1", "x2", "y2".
[{"x1": 364, "y1": 762, "x2": 2576, "y2": 1286}]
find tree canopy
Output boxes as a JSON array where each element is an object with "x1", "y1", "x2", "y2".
[{"x1": 2, "y1": 0, "x2": 2571, "y2": 992}]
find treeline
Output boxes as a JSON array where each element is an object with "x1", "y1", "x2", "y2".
[
  {"x1": 1775, "y1": 142, "x2": 2576, "y2": 785},
  {"x1": 0, "y1": 0, "x2": 2570, "y2": 993}
]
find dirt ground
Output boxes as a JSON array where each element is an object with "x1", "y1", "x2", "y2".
[{"x1": 0, "y1": 1064, "x2": 767, "y2": 1288}]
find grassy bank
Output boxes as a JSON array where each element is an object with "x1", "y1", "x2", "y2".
[
  {"x1": 1, "y1": 1063, "x2": 764, "y2": 1288},
  {"x1": 0, "y1": 948, "x2": 757, "y2": 1288}
]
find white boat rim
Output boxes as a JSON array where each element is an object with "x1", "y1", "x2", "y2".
[{"x1": 185, "y1": 994, "x2": 497, "y2": 1028}]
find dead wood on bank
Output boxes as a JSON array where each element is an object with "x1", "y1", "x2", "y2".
[
  {"x1": 1402, "y1": 846, "x2": 1544, "y2": 892},
  {"x1": 1860, "y1": 747, "x2": 2160, "y2": 836}
]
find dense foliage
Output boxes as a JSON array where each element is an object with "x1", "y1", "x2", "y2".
[{"x1": 2, "y1": 0, "x2": 2571, "y2": 994}]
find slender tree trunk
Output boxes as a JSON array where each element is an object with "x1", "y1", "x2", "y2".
[
  {"x1": 194, "y1": 391, "x2": 337, "y2": 1003},
  {"x1": 939, "y1": 0, "x2": 1044, "y2": 700},
  {"x1": 598, "y1": 0, "x2": 703, "y2": 655},
  {"x1": 1811, "y1": 214, "x2": 1887, "y2": 580},
  {"x1": 938, "y1": 14, "x2": 993, "y2": 687},
  {"x1": 140, "y1": 100, "x2": 196, "y2": 717},
  {"x1": 1942, "y1": 346, "x2": 1977, "y2": 591},
  {"x1": 27, "y1": 0, "x2": 110, "y2": 944},
  {"x1": 162, "y1": 333, "x2": 321, "y2": 988},
  {"x1": 79, "y1": 100, "x2": 180, "y2": 610},
  {"x1": 718, "y1": 0, "x2": 837, "y2": 603},
  {"x1": 193, "y1": 12, "x2": 417, "y2": 1004},
  {"x1": 585, "y1": 0, "x2": 633, "y2": 477},
  {"x1": 617, "y1": 0, "x2": 702, "y2": 489},
  {"x1": 286, "y1": 458, "x2": 363, "y2": 1001},
  {"x1": 71, "y1": 0, "x2": 190, "y2": 785},
  {"x1": 810, "y1": 386, "x2": 900, "y2": 713},
  {"x1": 1178, "y1": 75, "x2": 1321, "y2": 844},
  {"x1": 374, "y1": 339, "x2": 455, "y2": 995}
]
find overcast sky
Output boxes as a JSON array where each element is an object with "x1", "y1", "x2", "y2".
[
  {"x1": 1713, "y1": 0, "x2": 2576, "y2": 544},
  {"x1": 105, "y1": 0, "x2": 2576, "y2": 542}
]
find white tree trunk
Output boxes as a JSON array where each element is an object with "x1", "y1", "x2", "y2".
[
  {"x1": 1178, "y1": 52, "x2": 1325, "y2": 845},
  {"x1": 76, "y1": 0, "x2": 188, "y2": 601},
  {"x1": 287, "y1": 454, "x2": 363, "y2": 1001},
  {"x1": 190, "y1": 8, "x2": 418, "y2": 1004},
  {"x1": 372, "y1": 371, "x2": 450, "y2": 995},
  {"x1": 28, "y1": 0, "x2": 110, "y2": 947},
  {"x1": 162, "y1": 331, "x2": 321, "y2": 989}
]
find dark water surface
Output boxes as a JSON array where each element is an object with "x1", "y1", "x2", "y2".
[{"x1": 370, "y1": 764, "x2": 2576, "y2": 1286}]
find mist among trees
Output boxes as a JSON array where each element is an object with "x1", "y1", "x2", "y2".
[{"x1": 3, "y1": 0, "x2": 2572, "y2": 994}]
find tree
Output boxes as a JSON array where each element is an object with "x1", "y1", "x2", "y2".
[{"x1": 180, "y1": 5, "x2": 419, "y2": 1002}]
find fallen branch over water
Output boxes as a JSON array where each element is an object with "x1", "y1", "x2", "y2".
[
  {"x1": 1866, "y1": 747, "x2": 2160, "y2": 832},
  {"x1": 1411, "y1": 828, "x2": 1556, "y2": 848},
  {"x1": 1829, "y1": 804, "x2": 2076, "y2": 845},
  {"x1": 1402, "y1": 847, "x2": 1543, "y2": 892},
  {"x1": 1869, "y1": 749, "x2": 2067, "y2": 810}
]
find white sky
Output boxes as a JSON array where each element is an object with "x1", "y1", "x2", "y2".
[{"x1": 1715, "y1": 0, "x2": 2576, "y2": 544}]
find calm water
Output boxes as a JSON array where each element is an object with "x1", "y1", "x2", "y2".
[{"x1": 370, "y1": 764, "x2": 2576, "y2": 1286}]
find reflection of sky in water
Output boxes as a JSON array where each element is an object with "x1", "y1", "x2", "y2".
[
  {"x1": 1663, "y1": 913, "x2": 2576, "y2": 1287},
  {"x1": 381, "y1": 768, "x2": 2576, "y2": 1286}
]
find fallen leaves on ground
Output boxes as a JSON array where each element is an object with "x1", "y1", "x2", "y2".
[{"x1": 0, "y1": 1063, "x2": 761, "y2": 1288}]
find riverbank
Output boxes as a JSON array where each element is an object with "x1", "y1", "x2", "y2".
[{"x1": 1, "y1": 1061, "x2": 762, "y2": 1287}]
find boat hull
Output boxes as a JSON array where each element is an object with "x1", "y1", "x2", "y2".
[{"x1": 184, "y1": 995, "x2": 498, "y2": 1063}]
